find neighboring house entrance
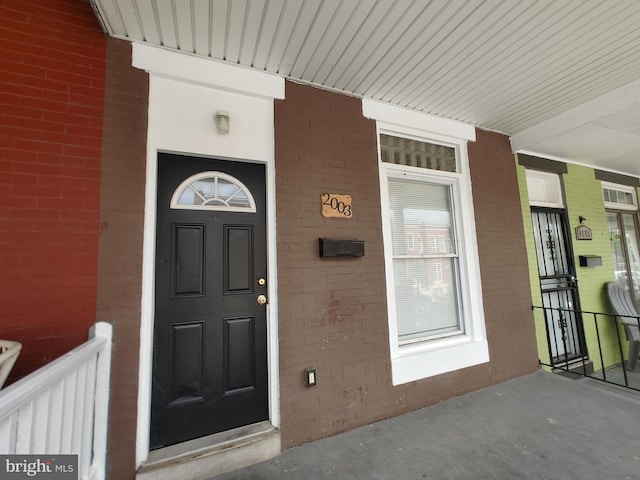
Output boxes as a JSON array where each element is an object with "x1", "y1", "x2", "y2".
[
  {"x1": 531, "y1": 208, "x2": 587, "y2": 363},
  {"x1": 603, "y1": 182, "x2": 640, "y2": 310},
  {"x1": 150, "y1": 153, "x2": 268, "y2": 449}
]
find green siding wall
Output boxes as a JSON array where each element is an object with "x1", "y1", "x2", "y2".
[
  {"x1": 563, "y1": 164, "x2": 620, "y2": 370},
  {"x1": 516, "y1": 158, "x2": 627, "y2": 371},
  {"x1": 515, "y1": 160, "x2": 548, "y2": 365}
]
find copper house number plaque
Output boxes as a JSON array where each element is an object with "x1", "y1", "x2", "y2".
[{"x1": 321, "y1": 193, "x2": 352, "y2": 218}]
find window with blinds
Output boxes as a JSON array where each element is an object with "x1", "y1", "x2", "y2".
[
  {"x1": 372, "y1": 105, "x2": 489, "y2": 384},
  {"x1": 387, "y1": 175, "x2": 462, "y2": 344}
]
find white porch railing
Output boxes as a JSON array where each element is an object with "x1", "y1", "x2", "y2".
[{"x1": 0, "y1": 322, "x2": 113, "y2": 480}]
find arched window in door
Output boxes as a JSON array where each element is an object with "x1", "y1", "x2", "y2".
[{"x1": 170, "y1": 171, "x2": 256, "y2": 213}]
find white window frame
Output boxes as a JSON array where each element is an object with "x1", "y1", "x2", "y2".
[
  {"x1": 384, "y1": 168, "x2": 464, "y2": 343},
  {"x1": 525, "y1": 170, "x2": 564, "y2": 208},
  {"x1": 602, "y1": 181, "x2": 638, "y2": 211},
  {"x1": 364, "y1": 99, "x2": 489, "y2": 385}
]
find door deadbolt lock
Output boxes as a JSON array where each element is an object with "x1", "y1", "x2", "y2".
[
  {"x1": 257, "y1": 278, "x2": 266, "y2": 286},
  {"x1": 257, "y1": 294, "x2": 268, "y2": 305}
]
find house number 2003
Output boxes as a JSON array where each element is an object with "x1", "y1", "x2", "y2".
[{"x1": 321, "y1": 193, "x2": 352, "y2": 218}]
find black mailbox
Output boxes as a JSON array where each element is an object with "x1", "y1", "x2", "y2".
[
  {"x1": 319, "y1": 238, "x2": 365, "y2": 257},
  {"x1": 579, "y1": 255, "x2": 602, "y2": 267}
]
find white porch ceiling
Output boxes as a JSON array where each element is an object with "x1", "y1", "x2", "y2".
[{"x1": 90, "y1": 0, "x2": 640, "y2": 178}]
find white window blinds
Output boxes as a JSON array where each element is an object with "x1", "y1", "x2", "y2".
[{"x1": 387, "y1": 176, "x2": 461, "y2": 343}]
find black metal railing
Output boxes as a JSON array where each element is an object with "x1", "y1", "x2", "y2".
[{"x1": 532, "y1": 305, "x2": 640, "y2": 392}]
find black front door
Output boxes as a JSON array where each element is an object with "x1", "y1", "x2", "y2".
[{"x1": 151, "y1": 153, "x2": 268, "y2": 449}]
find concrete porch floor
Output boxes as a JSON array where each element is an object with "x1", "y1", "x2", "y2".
[
  {"x1": 596, "y1": 363, "x2": 640, "y2": 391},
  {"x1": 209, "y1": 371, "x2": 640, "y2": 480}
]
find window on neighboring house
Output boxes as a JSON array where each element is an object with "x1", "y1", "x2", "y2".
[
  {"x1": 407, "y1": 235, "x2": 415, "y2": 251},
  {"x1": 433, "y1": 261, "x2": 443, "y2": 282},
  {"x1": 604, "y1": 182, "x2": 640, "y2": 309},
  {"x1": 374, "y1": 119, "x2": 489, "y2": 385},
  {"x1": 431, "y1": 236, "x2": 438, "y2": 254},
  {"x1": 603, "y1": 185, "x2": 636, "y2": 209}
]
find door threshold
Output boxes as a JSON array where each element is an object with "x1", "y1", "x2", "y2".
[
  {"x1": 137, "y1": 422, "x2": 280, "y2": 480},
  {"x1": 552, "y1": 358, "x2": 594, "y2": 377}
]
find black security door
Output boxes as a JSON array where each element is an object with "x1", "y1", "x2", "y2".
[
  {"x1": 531, "y1": 207, "x2": 587, "y2": 363},
  {"x1": 151, "y1": 153, "x2": 268, "y2": 449}
]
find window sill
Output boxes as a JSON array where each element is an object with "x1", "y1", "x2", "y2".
[{"x1": 390, "y1": 337, "x2": 489, "y2": 385}]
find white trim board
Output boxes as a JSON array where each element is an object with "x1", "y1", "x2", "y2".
[
  {"x1": 134, "y1": 51, "x2": 281, "y2": 468},
  {"x1": 363, "y1": 98, "x2": 476, "y2": 142},
  {"x1": 132, "y1": 43, "x2": 285, "y2": 99}
]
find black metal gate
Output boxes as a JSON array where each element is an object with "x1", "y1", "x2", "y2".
[{"x1": 531, "y1": 208, "x2": 587, "y2": 363}]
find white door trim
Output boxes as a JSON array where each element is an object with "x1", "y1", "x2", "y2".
[{"x1": 132, "y1": 44, "x2": 284, "y2": 467}]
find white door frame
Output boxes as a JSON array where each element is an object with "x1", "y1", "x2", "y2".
[{"x1": 131, "y1": 43, "x2": 285, "y2": 467}]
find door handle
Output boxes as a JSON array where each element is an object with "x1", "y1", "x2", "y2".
[{"x1": 257, "y1": 294, "x2": 268, "y2": 305}]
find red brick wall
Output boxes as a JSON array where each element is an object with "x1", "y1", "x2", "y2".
[
  {"x1": 96, "y1": 37, "x2": 148, "y2": 480},
  {"x1": 0, "y1": 0, "x2": 105, "y2": 380},
  {"x1": 275, "y1": 81, "x2": 538, "y2": 449}
]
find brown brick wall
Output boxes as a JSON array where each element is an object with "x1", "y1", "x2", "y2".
[
  {"x1": 275, "y1": 81, "x2": 538, "y2": 450},
  {"x1": 96, "y1": 38, "x2": 148, "y2": 480},
  {"x1": 275, "y1": 81, "x2": 390, "y2": 447},
  {"x1": 468, "y1": 129, "x2": 539, "y2": 379}
]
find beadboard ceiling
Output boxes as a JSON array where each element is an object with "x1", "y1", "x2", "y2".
[{"x1": 90, "y1": 0, "x2": 640, "y2": 177}]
